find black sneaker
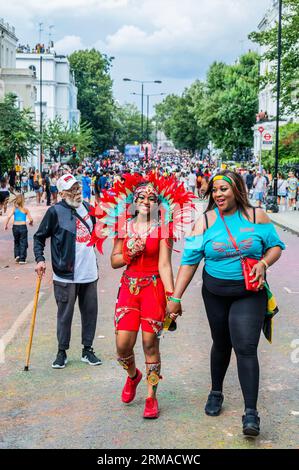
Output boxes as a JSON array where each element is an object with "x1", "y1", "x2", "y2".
[
  {"x1": 242, "y1": 408, "x2": 260, "y2": 437},
  {"x1": 205, "y1": 391, "x2": 224, "y2": 416},
  {"x1": 52, "y1": 350, "x2": 67, "y2": 369},
  {"x1": 81, "y1": 347, "x2": 102, "y2": 366}
]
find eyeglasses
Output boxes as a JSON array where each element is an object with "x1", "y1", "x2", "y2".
[{"x1": 65, "y1": 185, "x2": 81, "y2": 195}]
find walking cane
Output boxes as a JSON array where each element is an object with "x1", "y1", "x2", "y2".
[{"x1": 24, "y1": 275, "x2": 42, "y2": 371}]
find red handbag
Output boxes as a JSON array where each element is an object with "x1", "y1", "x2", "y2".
[{"x1": 219, "y1": 211, "x2": 260, "y2": 292}]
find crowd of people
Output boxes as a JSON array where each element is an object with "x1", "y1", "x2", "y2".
[
  {"x1": 16, "y1": 43, "x2": 54, "y2": 55},
  {"x1": 1, "y1": 152, "x2": 298, "y2": 218}
]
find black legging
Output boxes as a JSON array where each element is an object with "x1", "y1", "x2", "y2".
[{"x1": 202, "y1": 280, "x2": 267, "y2": 410}]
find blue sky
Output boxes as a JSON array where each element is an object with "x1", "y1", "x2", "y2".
[{"x1": 3, "y1": 0, "x2": 271, "y2": 114}]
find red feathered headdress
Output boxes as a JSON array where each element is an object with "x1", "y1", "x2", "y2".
[{"x1": 88, "y1": 172, "x2": 195, "y2": 253}]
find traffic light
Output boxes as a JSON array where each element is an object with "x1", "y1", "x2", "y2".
[
  {"x1": 72, "y1": 145, "x2": 77, "y2": 158},
  {"x1": 58, "y1": 146, "x2": 65, "y2": 162}
]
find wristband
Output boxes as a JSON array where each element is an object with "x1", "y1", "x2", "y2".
[
  {"x1": 165, "y1": 291, "x2": 174, "y2": 299},
  {"x1": 168, "y1": 296, "x2": 181, "y2": 303},
  {"x1": 260, "y1": 259, "x2": 269, "y2": 270},
  {"x1": 122, "y1": 241, "x2": 133, "y2": 265}
]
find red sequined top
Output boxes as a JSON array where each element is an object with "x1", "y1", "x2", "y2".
[{"x1": 125, "y1": 222, "x2": 172, "y2": 274}]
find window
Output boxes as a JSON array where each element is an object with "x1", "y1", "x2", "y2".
[{"x1": 29, "y1": 65, "x2": 36, "y2": 78}]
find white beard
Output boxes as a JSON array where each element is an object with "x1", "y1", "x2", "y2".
[{"x1": 65, "y1": 196, "x2": 81, "y2": 208}]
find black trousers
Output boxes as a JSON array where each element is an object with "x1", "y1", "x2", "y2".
[
  {"x1": 45, "y1": 187, "x2": 51, "y2": 206},
  {"x1": 202, "y1": 271, "x2": 267, "y2": 410},
  {"x1": 53, "y1": 280, "x2": 98, "y2": 351},
  {"x1": 12, "y1": 225, "x2": 28, "y2": 261}
]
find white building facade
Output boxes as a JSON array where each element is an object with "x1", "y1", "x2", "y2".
[
  {"x1": 0, "y1": 18, "x2": 16, "y2": 68},
  {"x1": 0, "y1": 19, "x2": 36, "y2": 111},
  {"x1": 16, "y1": 52, "x2": 80, "y2": 127},
  {"x1": 253, "y1": 0, "x2": 298, "y2": 159}
]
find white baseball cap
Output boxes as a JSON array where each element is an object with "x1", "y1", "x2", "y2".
[{"x1": 57, "y1": 173, "x2": 79, "y2": 192}]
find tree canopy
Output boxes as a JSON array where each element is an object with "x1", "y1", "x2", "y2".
[
  {"x1": 112, "y1": 103, "x2": 153, "y2": 151},
  {"x1": 155, "y1": 51, "x2": 259, "y2": 156},
  {"x1": 0, "y1": 93, "x2": 39, "y2": 174},
  {"x1": 249, "y1": 0, "x2": 299, "y2": 117},
  {"x1": 43, "y1": 116, "x2": 94, "y2": 162},
  {"x1": 69, "y1": 49, "x2": 115, "y2": 154}
]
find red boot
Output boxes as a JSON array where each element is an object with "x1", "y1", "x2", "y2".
[
  {"x1": 121, "y1": 369, "x2": 142, "y2": 403},
  {"x1": 143, "y1": 397, "x2": 159, "y2": 419}
]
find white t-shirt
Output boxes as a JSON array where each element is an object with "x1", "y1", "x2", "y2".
[
  {"x1": 254, "y1": 176, "x2": 267, "y2": 192},
  {"x1": 188, "y1": 172, "x2": 197, "y2": 187},
  {"x1": 278, "y1": 179, "x2": 287, "y2": 194},
  {"x1": 53, "y1": 203, "x2": 98, "y2": 284}
]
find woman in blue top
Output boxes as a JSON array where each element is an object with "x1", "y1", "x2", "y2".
[
  {"x1": 167, "y1": 170, "x2": 285, "y2": 437},
  {"x1": 5, "y1": 194, "x2": 33, "y2": 264}
]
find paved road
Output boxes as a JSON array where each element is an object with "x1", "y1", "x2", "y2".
[
  {"x1": 0, "y1": 200, "x2": 53, "y2": 342},
  {"x1": 0, "y1": 201, "x2": 298, "y2": 449}
]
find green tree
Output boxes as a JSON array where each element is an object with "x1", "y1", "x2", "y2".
[
  {"x1": 154, "y1": 84, "x2": 209, "y2": 153},
  {"x1": 154, "y1": 94, "x2": 182, "y2": 138},
  {"x1": 112, "y1": 103, "x2": 143, "y2": 151},
  {"x1": 0, "y1": 93, "x2": 39, "y2": 174},
  {"x1": 43, "y1": 116, "x2": 93, "y2": 162},
  {"x1": 69, "y1": 49, "x2": 115, "y2": 153},
  {"x1": 43, "y1": 115, "x2": 64, "y2": 159},
  {"x1": 249, "y1": 0, "x2": 299, "y2": 116},
  {"x1": 262, "y1": 122, "x2": 299, "y2": 170},
  {"x1": 201, "y1": 52, "x2": 260, "y2": 156}
]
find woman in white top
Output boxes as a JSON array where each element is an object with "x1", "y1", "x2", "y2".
[{"x1": 277, "y1": 173, "x2": 287, "y2": 205}]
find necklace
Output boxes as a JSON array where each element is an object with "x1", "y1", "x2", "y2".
[{"x1": 128, "y1": 219, "x2": 159, "y2": 239}]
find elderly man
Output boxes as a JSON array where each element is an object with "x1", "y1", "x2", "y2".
[{"x1": 34, "y1": 173, "x2": 102, "y2": 369}]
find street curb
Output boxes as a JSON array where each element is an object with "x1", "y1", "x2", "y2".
[{"x1": 270, "y1": 219, "x2": 299, "y2": 237}]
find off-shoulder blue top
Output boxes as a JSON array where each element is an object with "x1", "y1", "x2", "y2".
[{"x1": 181, "y1": 208, "x2": 285, "y2": 280}]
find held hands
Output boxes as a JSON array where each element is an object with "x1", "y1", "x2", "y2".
[
  {"x1": 250, "y1": 262, "x2": 266, "y2": 290},
  {"x1": 126, "y1": 235, "x2": 146, "y2": 259},
  {"x1": 35, "y1": 261, "x2": 46, "y2": 278},
  {"x1": 166, "y1": 300, "x2": 182, "y2": 321}
]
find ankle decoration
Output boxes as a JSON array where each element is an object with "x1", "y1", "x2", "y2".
[
  {"x1": 145, "y1": 362, "x2": 162, "y2": 386},
  {"x1": 117, "y1": 354, "x2": 134, "y2": 370}
]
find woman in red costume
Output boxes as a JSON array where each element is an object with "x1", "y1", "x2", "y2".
[{"x1": 89, "y1": 173, "x2": 194, "y2": 419}]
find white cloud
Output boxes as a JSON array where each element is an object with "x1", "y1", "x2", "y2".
[
  {"x1": 54, "y1": 35, "x2": 85, "y2": 54},
  {"x1": 2, "y1": 0, "x2": 128, "y2": 15},
  {"x1": 103, "y1": 0, "x2": 269, "y2": 58},
  {"x1": 2, "y1": 0, "x2": 272, "y2": 104}
]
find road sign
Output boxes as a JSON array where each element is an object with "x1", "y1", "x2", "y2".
[
  {"x1": 262, "y1": 131, "x2": 273, "y2": 150},
  {"x1": 258, "y1": 126, "x2": 264, "y2": 134}
]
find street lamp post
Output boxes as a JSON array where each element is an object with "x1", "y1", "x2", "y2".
[
  {"x1": 39, "y1": 54, "x2": 43, "y2": 173},
  {"x1": 141, "y1": 82, "x2": 144, "y2": 142},
  {"x1": 131, "y1": 92, "x2": 166, "y2": 141},
  {"x1": 123, "y1": 78, "x2": 162, "y2": 142},
  {"x1": 274, "y1": 0, "x2": 283, "y2": 200}
]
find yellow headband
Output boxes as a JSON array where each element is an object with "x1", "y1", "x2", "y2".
[{"x1": 213, "y1": 175, "x2": 233, "y2": 185}]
